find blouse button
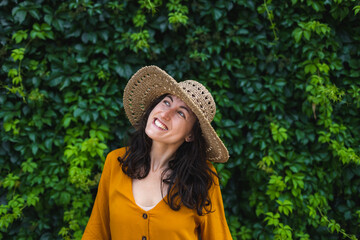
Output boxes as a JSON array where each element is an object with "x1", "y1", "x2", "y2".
[
  {"x1": 142, "y1": 237, "x2": 147, "y2": 240},
  {"x1": 142, "y1": 213, "x2": 148, "y2": 219}
]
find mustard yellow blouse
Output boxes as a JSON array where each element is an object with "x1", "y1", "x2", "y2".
[{"x1": 82, "y1": 147, "x2": 233, "y2": 240}]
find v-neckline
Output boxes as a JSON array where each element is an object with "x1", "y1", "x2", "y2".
[{"x1": 130, "y1": 178, "x2": 166, "y2": 212}]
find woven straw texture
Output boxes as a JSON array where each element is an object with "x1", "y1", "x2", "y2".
[{"x1": 123, "y1": 65, "x2": 229, "y2": 163}]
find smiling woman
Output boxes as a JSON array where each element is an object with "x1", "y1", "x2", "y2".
[{"x1": 82, "y1": 66, "x2": 232, "y2": 240}]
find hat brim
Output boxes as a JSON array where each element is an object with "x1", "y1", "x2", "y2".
[{"x1": 123, "y1": 66, "x2": 229, "y2": 163}]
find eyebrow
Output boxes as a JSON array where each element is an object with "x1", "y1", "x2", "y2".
[
  {"x1": 166, "y1": 95, "x2": 191, "y2": 114},
  {"x1": 166, "y1": 95, "x2": 174, "y2": 102}
]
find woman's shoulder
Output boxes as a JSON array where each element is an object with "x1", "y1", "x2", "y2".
[
  {"x1": 107, "y1": 147, "x2": 127, "y2": 158},
  {"x1": 105, "y1": 147, "x2": 128, "y2": 166},
  {"x1": 206, "y1": 161, "x2": 218, "y2": 174}
]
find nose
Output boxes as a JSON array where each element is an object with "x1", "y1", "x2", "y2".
[{"x1": 161, "y1": 108, "x2": 174, "y2": 120}]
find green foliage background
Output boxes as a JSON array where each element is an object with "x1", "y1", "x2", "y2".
[{"x1": 1, "y1": 0, "x2": 360, "y2": 239}]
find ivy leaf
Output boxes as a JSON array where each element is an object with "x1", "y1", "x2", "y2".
[
  {"x1": 114, "y1": 64, "x2": 132, "y2": 78},
  {"x1": 21, "y1": 159, "x2": 38, "y2": 173},
  {"x1": 11, "y1": 48, "x2": 25, "y2": 61},
  {"x1": 292, "y1": 28, "x2": 302, "y2": 43},
  {"x1": 0, "y1": 205, "x2": 8, "y2": 215},
  {"x1": 264, "y1": 212, "x2": 280, "y2": 226},
  {"x1": 26, "y1": 193, "x2": 40, "y2": 207},
  {"x1": 303, "y1": 30, "x2": 311, "y2": 40},
  {"x1": 12, "y1": 30, "x2": 28, "y2": 44},
  {"x1": 277, "y1": 199, "x2": 293, "y2": 216},
  {"x1": 12, "y1": 6, "x2": 27, "y2": 24},
  {"x1": 213, "y1": 8, "x2": 222, "y2": 20},
  {"x1": 31, "y1": 144, "x2": 39, "y2": 155},
  {"x1": 270, "y1": 123, "x2": 288, "y2": 144},
  {"x1": 28, "y1": 9, "x2": 40, "y2": 20},
  {"x1": 2, "y1": 173, "x2": 20, "y2": 189},
  {"x1": 354, "y1": 6, "x2": 360, "y2": 15},
  {"x1": 30, "y1": 23, "x2": 54, "y2": 40},
  {"x1": 304, "y1": 63, "x2": 317, "y2": 74},
  {"x1": 307, "y1": 205, "x2": 317, "y2": 218},
  {"x1": 8, "y1": 69, "x2": 18, "y2": 78},
  {"x1": 262, "y1": 156, "x2": 275, "y2": 166},
  {"x1": 3, "y1": 122, "x2": 12, "y2": 132},
  {"x1": 59, "y1": 192, "x2": 71, "y2": 205}
]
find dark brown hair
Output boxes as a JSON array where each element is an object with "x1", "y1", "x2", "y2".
[{"x1": 118, "y1": 94, "x2": 218, "y2": 216}]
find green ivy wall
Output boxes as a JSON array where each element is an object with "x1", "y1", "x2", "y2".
[{"x1": 1, "y1": 0, "x2": 360, "y2": 239}]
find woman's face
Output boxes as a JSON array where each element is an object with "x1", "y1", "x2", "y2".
[{"x1": 145, "y1": 95, "x2": 197, "y2": 149}]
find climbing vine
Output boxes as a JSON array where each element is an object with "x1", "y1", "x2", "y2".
[{"x1": 1, "y1": 0, "x2": 360, "y2": 239}]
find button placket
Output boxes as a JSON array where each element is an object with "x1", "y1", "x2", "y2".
[{"x1": 141, "y1": 212, "x2": 148, "y2": 240}]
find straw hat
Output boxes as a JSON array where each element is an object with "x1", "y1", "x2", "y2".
[{"x1": 123, "y1": 65, "x2": 229, "y2": 163}]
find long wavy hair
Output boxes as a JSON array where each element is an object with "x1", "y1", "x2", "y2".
[{"x1": 118, "y1": 94, "x2": 218, "y2": 216}]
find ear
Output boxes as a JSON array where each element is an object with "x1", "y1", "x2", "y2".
[{"x1": 185, "y1": 134, "x2": 194, "y2": 142}]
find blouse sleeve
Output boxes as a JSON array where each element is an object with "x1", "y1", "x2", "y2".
[
  {"x1": 200, "y1": 165, "x2": 233, "y2": 240},
  {"x1": 82, "y1": 151, "x2": 114, "y2": 240}
]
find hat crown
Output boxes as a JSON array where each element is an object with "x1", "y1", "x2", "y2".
[{"x1": 179, "y1": 80, "x2": 216, "y2": 122}]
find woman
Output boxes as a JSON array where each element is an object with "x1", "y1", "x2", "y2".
[{"x1": 82, "y1": 66, "x2": 232, "y2": 239}]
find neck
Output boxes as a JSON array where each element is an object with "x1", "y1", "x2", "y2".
[{"x1": 149, "y1": 142, "x2": 179, "y2": 172}]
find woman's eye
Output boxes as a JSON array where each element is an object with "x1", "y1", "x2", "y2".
[
  {"x1": 164, "y1": 100, "x2": 170, "y2": 106},
  {"x1": 178, "y1": 111, "x2": 185, "y2": 118}
]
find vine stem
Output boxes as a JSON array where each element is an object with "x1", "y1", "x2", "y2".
[
  {"x1": 15, "y1": 39, "x2": 33, "y2": 103},
  {"x1": 263, "y1": 0, "x2": 279, "y2": 41},
  {"x1": 317, "y1": 207, "x2": 358, "y2": 240}
]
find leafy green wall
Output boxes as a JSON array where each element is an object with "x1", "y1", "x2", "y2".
[{"x1": 1, "y1": 0, "x2": 360, "y2": 239}]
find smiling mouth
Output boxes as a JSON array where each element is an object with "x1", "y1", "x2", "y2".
[{"x1": 154, "y1": 118, "x2": 168, "y2": 130}]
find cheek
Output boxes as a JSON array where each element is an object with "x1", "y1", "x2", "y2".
[
  {"x1": 145, "y1": 111, "x2": 156, "y2": 129},
  {"x1": 145, "y1": 118, "x2": 151, "y2": 131},
  {"x1": 147, "y1": 105, "x2": 160, "y2": 120},
  {"x1": 148, "y1": 104, "x2": 163, "y2": 117},
  {"x1": 145, "y1": 108, "x2": 156, "y2": 129},
  {"x1": 181, "y1": 119, "x2": 196, "y2": 136}
]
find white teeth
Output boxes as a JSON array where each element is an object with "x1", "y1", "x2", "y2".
[{"x1": 155, "y1": 119, "x2": 167, "y2": 130}]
